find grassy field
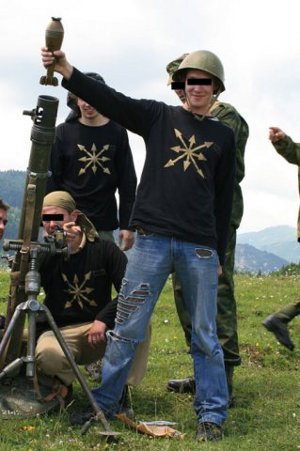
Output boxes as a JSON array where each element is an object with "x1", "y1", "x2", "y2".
[{"x1": 0, "y1": 269, "x2": 299, "y2": 450}]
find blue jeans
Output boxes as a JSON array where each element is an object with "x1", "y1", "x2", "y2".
[{"x1": 92, "y1": 233, "x2": 228, "y2": 425}]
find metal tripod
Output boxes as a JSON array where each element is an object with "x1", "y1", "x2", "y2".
[{"x1": 0, "y1": 241, "x2": 118, "y2": 438}]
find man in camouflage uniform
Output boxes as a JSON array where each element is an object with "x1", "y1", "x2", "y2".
[
  {"x1": 166, "y1": 54, "x2": 249, "y2": 402},
  {"x1": 263, "y1": 127, "x2": 300, "y2": 351}
]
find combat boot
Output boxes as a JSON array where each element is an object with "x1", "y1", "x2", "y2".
[
  {"x1": 263, "y1": 315, "x2": 295, "y2": 351},
  {"x1": 196, "y1": 422, "x2": 223, "y2": 441},
  {"x1": 166, "y1": 376, "x2": 195, "y2": 394}
]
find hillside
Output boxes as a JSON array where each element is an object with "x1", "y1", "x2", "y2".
[
  {"x1": 0, "y1": 170, "x2": 26, "y2": 242},
  {"x1": 0, "y1": 170, "x2": 26, "y2": 209},
  {"x1": 235, "y1": 243, "x2": 288, "y2": 274},
  {"x1": 237, "y1": 225, "x2": 299, "y2": 264}
]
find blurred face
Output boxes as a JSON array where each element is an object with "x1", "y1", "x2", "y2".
[
  {"x1": 0, "y1": 208, "x2": 7, "y2": 240},
  {"x1": 77, "y1": 98, "x2": 101, "y2": 122},
  {"x1": 42, "y1": 206, "x2": 74, "y2": 237},
  {"x1": 175, "y1": 88, "x2": 186, "y2": 103},
  {"x1": 184, "y1": 69, "x2": 214, "y2": 114}
]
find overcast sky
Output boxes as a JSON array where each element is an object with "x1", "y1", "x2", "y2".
[{"x1": 1, "y1": 0, "x2": 300, "y2": 235}]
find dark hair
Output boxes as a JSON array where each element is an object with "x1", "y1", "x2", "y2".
[
  {"x1": 66, "y1": 72, "x2": 105, "y2": 112},
  {"x1": 0, "y1": 199, "x2": 9, "y2": 211}
]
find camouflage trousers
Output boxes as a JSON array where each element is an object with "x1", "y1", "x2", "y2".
[
  {"x1": 272, "y1": 300, "x2": 300, "y2": 322},
  {"x1": 173, "y1": 224, "x2": 241, "y2": 366}
]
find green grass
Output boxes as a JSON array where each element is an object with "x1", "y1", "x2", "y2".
[{"x1": 0, "y1": 270, "x2": 300, "y2": 450}]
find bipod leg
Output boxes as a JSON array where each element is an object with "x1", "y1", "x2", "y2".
[
  {"x1": 0, "y1": 304, "x2": 25, "y2": 374},
  {"x1": 0, "y1": 300, "x2": 41, "y2": 380},
  {"x1": 42, "y1": 304, "x2": 120, "y2": 438}
]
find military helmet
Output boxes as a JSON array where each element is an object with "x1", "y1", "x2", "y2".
[
  {"x1": 166, "y1": 53, "x2": 189, "y2": 85},
  {"x1": 173, "y1": 50, "x2": 225, "y2": 93},
  {"x1": 66, "y1": 72, "x2": 105, "y2": 114}
]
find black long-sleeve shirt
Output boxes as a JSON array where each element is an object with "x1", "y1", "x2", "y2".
[
  {"x1": 47, "y1": 119, "x2": 137, "y2": 231},
  {"x1": 63, "y1": 69, "x2": 236, "y2": 263},
  {"x1": 38, "y1": 239, "x2": 127, "y2": 331}
]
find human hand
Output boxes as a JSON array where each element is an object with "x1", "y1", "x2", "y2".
[
  {"x1": 119, "y1": 230, "x2": 135, "y2": 251},
  {"x1": 62, "y1": 221, "x2": 82, "y2": 252},
  {"x1": 41, "y1": 46, "x2": 73, "y2": 79},
  {"x1": 88, "y1": 320, "x2": 107, "y2": 347},
  {"x1": 269, "y1": 127, "x2": 286, "y2": 143}
]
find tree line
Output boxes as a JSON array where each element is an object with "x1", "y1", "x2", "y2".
[{"x1": 0, "y1": 170, "x2": 26, "y2": 241}]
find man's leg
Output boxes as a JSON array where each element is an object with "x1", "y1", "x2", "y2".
[
  {"x1": 175, "y1": 241, "x2": 228, "y2": 438},
  {"x1": 167, "y1": 273, "x2": 195, "y2": 393},
  {"x1": 172, "y1": 272, "x2": 192, "y2": 347},
  {"x1": 36, "y1": 323, "x2": 107, "y2": 387},
  {"x1": 92, "y1": 229, "x2": 152, "y2": 414},
  {"x1": 36, "y1": 319, "x2": 149, "y2": 414},
  {"x1": 263, "y1": 300, "x2": 300, "y2": 350},
  {"x1": 127, "y1": 322, "x2": 152, "y2": 385},
  {"x1": 91, "y1": 233, "x2": 172, "y2": 416},
  {"x1": 216, "y1": 226, "x2": 240, "y2": 399},
  {"x1": 168, "y1": 225, "x2": 240, "y2": 400},
  {"x1": 117, "y1": 323, "x2": 152, "y2": 417}
]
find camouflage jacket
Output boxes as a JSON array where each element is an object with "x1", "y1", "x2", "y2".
[
  {"x1": 210, "y1": 101, "x2": 249, "y2": 228},
  {"x1": 273, "y1": 135, "x2": 300, "y2": 241}
]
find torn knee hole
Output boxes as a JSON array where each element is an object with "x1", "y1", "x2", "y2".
[
  {"x1": 108, "y1": 331, "x2": 132, "y2": 343},
  {"x1": 110, "y1": 332, "x2": 122, "y2": 340}
]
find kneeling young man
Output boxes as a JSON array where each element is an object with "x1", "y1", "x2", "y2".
[{"x1": 36, "y1": 191, "x2": 149, "y2": 410}]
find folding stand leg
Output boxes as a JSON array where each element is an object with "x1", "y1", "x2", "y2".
[{"x1": 0, "y1": 300, "x2": 119, "y2": 438}]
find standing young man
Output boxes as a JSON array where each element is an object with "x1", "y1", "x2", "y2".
[
  {"x1": 166, "y1": 54, "x2": 249, "y2": 403},
  {"x1": 41, "y1": 48, "x2": 236, "y2": 442},
  {"x1": 47, "y1": 72, "x2": 137, "y2": 251}
]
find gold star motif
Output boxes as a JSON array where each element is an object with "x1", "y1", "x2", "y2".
[
  {"x1": 77, "y1": 143, "x2": 111, "y2": 175},
  {"x1": 62, "y1": 271, "x2": 97, "y2": 309},
  {"x1": 164, "y1": 128, "x2": 214, "y2": 178}
]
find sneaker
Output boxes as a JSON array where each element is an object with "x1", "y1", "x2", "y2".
[
  {"x1": 166, "y1": 377, "x2": 195, "y2": 394},
  {"x1": 196, "y1": 422, "x2": 223, "y2": 441},
  {"x1": 263, "y1": 315, "x2": 295, "y2": 351},
  {"x1": 70, "y1": 410, "x2": 95, "y2": 426}
]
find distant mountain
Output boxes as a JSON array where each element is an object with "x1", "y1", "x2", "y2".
[
  {"x1": 0, "y1": 170, "x2": 26, "y2": 241},
  {"x1": 0, "y1": 170, "x2": 26, "y2": 209},
  {"x1": 235, "y1": 243, "x2": 289, "y2": 274},
  {"x1": 237, "y1": 225, "x2": 299, "y2": 263}
]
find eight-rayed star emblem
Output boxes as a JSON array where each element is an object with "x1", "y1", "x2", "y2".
[
  {"x1": 62, "y1": 271, "x2": 97, "y2": 309},
  {"x1": 164, "y1": 128, "x2": 213, "y2": 178},
  {"x1": 77, "y1": 143, "x2": 111, "y2": 175}
]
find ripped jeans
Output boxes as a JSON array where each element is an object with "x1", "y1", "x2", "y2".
[{"x1": 92, "y1": 233, "x2": 228, "y2": 425}]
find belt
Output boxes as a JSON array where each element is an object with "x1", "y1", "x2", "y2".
[{"x1": 136, "y1": 226, "x2": 152, "y2": 236}]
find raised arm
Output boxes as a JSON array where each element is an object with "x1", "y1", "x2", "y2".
[{"x1": 41, "y1": 47, "x2": 74, "y2": 80}]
